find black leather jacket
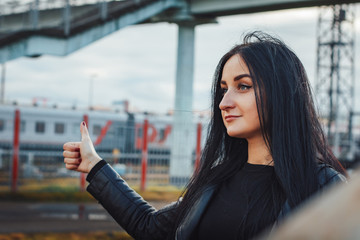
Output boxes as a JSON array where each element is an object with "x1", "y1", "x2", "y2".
[{"x1": 87, "y1": 163, "x2": 346, "y2": 240}]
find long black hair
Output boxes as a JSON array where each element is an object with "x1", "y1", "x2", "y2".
[{"x1": 169, "y1": 31, "x2": 346, "y2": 238}]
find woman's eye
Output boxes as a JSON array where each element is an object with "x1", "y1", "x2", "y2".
[
  {"x1": 221, "y1": 88, "x2": 228, "y2": 95},
  {"x1": 238, "y1": 84, "x2": 252, "y2": 91}
]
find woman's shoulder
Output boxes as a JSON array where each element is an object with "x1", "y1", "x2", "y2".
[{"x1": 317, "y1": 164, "x2": 347, "y2": 187}]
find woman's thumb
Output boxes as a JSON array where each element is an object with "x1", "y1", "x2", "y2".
[{"x1": 80, "y1": 121, "x2": 90, "y2": 141}]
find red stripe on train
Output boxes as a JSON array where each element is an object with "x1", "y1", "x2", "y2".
[{"x1": 94, "y1": 120, "x2": 113, "y2": 146}]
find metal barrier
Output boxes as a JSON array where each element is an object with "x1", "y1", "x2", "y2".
[
  {"x1": 0, "y1": 107, "x2": 207, "y2": 192},
  {"x1": 0, "y1": 0, "x2": 152, "y2": 36},
  {"x1": 0, "y1": 0, "x2": 110, "y2": 34},
  {"x1": 0, "y1": 0, "x2": 112, "y2": 15}
]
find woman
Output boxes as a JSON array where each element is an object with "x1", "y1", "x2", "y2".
[{"x1": 63, "y1": 31, "x2": 346, "y2": 240}]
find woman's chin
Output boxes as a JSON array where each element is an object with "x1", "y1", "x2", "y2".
[{"x1": 226, "y1": 130, "x2": 242, "y2": 138}]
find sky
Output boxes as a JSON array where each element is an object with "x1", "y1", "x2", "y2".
[{"x1": 3, "y1": 4, "x2": 360, "y2": 119}]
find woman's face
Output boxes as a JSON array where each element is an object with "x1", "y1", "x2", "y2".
[{"x1": 219, "y1": 54, "x2": 262, "y2": 140}]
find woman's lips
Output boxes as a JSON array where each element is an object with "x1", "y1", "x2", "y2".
[{"x1": 224, "y1": 115, "x2": 241, "y2": 122}]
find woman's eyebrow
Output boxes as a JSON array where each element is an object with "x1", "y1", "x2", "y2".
[
  {"x1": 220, "y1": 74, "x2": 251, "y2": 85},
  {"x1": 234, "y1": 74, "x2": 251, "y2": 81}
]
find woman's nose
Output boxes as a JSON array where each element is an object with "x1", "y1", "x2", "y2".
[{"x1": 219, "y1": 91, "x2": 235, "y2": 111}]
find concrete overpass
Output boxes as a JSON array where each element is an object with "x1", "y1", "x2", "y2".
[
  {"x1": 0, "y1": 0, "x2": 358, "y2": 63},
  {"x1": 1, "y1": 0, "x2": 358, "y2": 183}
]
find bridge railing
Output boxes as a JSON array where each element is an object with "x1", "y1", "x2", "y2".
[
  {"x1": 0, "y1": 0, "x2": 115, "y2": 16},
  {"x1": 0, "y1": 0, "x2": 111, "y2": 33},
  {"x1": 0, "y1": 0, "x2": 149, "y2": 35}
]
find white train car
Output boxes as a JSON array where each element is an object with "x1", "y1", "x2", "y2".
[
  {"x1": 0, "y1": 104, "x2": 209, "y2": 165},
  {"x1": 0, "y1": 105, "x2": 129, "y2": 151},
  {"x1": 0, "y1": 104, "x2": 210, "y2": 181}
]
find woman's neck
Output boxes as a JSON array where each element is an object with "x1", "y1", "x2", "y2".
[{"x1": 247, "y1": 136, "x2": 273, "y2": 165}]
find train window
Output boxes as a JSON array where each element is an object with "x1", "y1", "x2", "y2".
[
  {"x1": 55, "y1": 123, "x2": 65, "y2": 134},
  {"x1": 138, "y1": 128, "x2": 143, "y2": 137},
  {"x1": 159, "y1": 129, "x2": 165, "y2": 140},
  {"x1": 35, "y1": 121, "x2": 45, "y2": 133},
  {"x1": 93, "y1": 125, "x2": 101, "y2": 136},
  {"x1": 35, "y1": 122, "x2": 45, "y2": 133},
  {"x1": 117, "y1": 127, "x2": 124, "y2": 137},
  {"x1": 72, "y1": 123, "x2": 79, "y2": 134},
  {"x1": 0, "y1": 119, "x2": 4, "y2": 131},
  {"x1": 20, "y1": 121, "x2": 26, "y2": 132},
  {"x1": 107, "y1": 128, "x2": 115, "y2": 137}
]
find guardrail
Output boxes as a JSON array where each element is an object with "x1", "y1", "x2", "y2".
[
  {"x1": 0, "y1": 0, "x2": 115, "y2": 15},
  {"x1": 0, "y1": 148, "x2": 176, "y2": 191},
  {"x1": 0, "y1": 117, "x2": 203, "y2": 192}
]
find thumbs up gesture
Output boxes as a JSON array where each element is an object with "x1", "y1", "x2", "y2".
[{"x1": 63, "y1": 122, "x2": 102, "y2": 173}]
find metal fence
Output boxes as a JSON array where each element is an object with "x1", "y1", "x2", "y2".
[
  {"x1": 0, "y1": 0, "x2": 115, "y2": 15},
  {"x1": 0, "y1": 149, "x2": 177, "y2": 191},
  {"x1": 0, "y1": 106, "x2": 208, "y2": 192},
  {"x1": 0, "y1": 0, "x2": 132, "y2": 34}
]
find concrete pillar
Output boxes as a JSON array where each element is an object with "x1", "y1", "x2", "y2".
[
  {"x1": 31, "y1": 0, "x2": 39, "y2": 30},
  {"x1": 169, "y1": 23, "x2": 196, "y2": 186},
  {"x1": 100, "y1": 1, "x2": 108, "y2": 21},
  {"x1": 63, "y1": 0, "x2": 71, "y2": 36},
  {"x1": 1, "y1": 63, "x2": 5, "y2": 104}
]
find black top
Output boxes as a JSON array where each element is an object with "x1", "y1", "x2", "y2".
[{"x1": 196, "y1": 162, "x2": 284, "y2": 240}]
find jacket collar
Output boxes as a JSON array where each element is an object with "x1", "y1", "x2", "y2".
[{"x1": 176, "y1": 185, "x2": 217, "y2": 240}]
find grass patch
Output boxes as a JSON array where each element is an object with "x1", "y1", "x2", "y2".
[
  {"x1": 0, "y1": 177, "x2": 183, "y2": 202},
  {"x1": 0, "y1": 185, "x2": 183, "y2": 203},
  {"x1": 0, "y1": 191, "x2": 95, "y2": 202},
  {"x1": 0, "y1": 231, "x2": 133, "y2": 240}
]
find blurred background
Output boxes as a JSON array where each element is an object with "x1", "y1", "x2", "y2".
[{"x1": 0, "y1": 0, "x2": 360, "y2": 239}]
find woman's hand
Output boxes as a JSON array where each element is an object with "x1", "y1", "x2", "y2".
[{"x1": 63, "y1": 122, "x2": 102, "y2": 173}]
